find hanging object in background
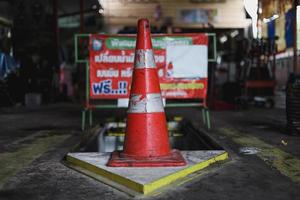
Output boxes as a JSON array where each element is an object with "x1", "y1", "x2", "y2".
[
  {"x1": 267, "y1": 19, "x2": 276, "y2": 39},
  {"x1": 154, "y1": 4, "x2": 162, "y2": 22},
  {"x1": 178, "y1": 9, "x2": 218, "y2": 24},
  {"x1": 285, "y1": 8, "x2": 293, "y2": 48}
]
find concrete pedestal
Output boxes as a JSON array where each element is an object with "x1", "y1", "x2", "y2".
[{"x1": 66, "y1": 150, "x2": 228, "y2": 195}]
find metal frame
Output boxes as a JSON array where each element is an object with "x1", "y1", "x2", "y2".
[{"x1": 75, "y1": 33, "x2": 217, "y2": 130}]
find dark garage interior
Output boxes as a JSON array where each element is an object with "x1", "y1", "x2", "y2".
[{"x1": 0, "y1": 0, "x2": 300, "y2": 199}]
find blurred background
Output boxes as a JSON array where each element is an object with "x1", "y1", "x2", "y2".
[{"x1": 0, "y1": 0, "x2": 298, "y2": 114}]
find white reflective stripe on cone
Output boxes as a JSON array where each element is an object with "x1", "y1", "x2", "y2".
[
  {"x1": 134, "y1": 49, "x2": 156, "y2": 69},
  {"x1": 127, "y1": 93, "x2": 164, "y2": 113}
]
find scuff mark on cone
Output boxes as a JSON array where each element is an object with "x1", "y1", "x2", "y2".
[
  {"x1": 128, "y1": 93, "x2": 164, "y2": 113},
  {"x1": 134, "y1": 49, "x2": 156, "y2": 69}
]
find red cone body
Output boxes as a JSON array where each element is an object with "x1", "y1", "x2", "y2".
[{"x1": 107, "y1": 19, "x2": 186, "y2": 167}]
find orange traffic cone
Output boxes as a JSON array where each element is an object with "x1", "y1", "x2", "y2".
[{"x1": 107, "y1": 19, "x2": 186, "y2": 167}]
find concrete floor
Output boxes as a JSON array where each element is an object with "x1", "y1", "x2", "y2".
[{"x1": 0, "y1": 103, "x2": 300, "y2": 200}]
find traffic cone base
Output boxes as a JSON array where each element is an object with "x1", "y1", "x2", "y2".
[
  {"x1": 123, "y1": 113, "x2": 170, "y2": 157},
  {"x1": 107, "y1": 149, "x2": 186, "y2": 167}
]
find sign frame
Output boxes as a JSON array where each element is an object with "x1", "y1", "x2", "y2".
[{"x1": 74, "y1": 33, "x2": 217, "y2": 130}]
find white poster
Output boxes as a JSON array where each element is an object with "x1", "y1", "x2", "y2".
[
  {"x1": 117, "y1": 98, "x2": 129, "y2": 107},
  {"x1": 166, "y1": 45, "x2": 208, "y2": 78}
]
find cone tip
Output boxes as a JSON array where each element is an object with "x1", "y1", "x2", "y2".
[
  {"x1": 138, "y1": 18, "x2": 150, "y2": 25},
  {"x1": 136, "y1": 18, "x2": 152, "y2": 50},
  {"x1": 137, "y1": 18, "x2": 150, "y2": 34}
]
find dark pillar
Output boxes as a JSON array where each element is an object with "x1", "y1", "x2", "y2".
[
  {"x1": 53, "y1": 0, "x2": 59, "y2": 66},
  {"x1": 293, "y1": 0, "x2": 298, "y2": 74},
  {"x1": 79, "y1": 0, "x2": 84, "y2": 33}
]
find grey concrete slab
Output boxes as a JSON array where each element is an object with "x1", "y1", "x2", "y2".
[{"x1": 67, "y1": 151, "x2": 227, "y2": 185}]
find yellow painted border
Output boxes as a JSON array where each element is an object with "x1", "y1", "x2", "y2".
[
  {"x1": 219, "y1": 127, "x2": 300, "y2": 184},
  {"x1": 143, "y1": 152, "x2": 228, "y2": 194},
  {"x1": 66, "y1": 156, "x2": 144, "y2": 193},
  {"x1": 66, "y1": 151, "x2": 228, "y2": 195}
]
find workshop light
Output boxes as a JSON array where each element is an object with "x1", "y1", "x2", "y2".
[
  {"x1": 273, "y1": 14, "x2": 279, "y2": 19},
  {"x1": 230, "y1": 30, "x2": 239, "y2": 38},
  {"x1": 91, "y1": 4, "x2": 98, "y2": 10},
  {"x1": 97, "y1": 0, "x2": 104, "y2": 14},
  {"x1": 263, "y1": 18, "x2": 271, "y2": 23},
  {"x1": 220, "y1": 35, "x2": 228, "y2": 43},
  {"x1": 99, "y1": 8, "x2": 104, "y2": 14},
  {"x1": 263, "y1": 14, "x2": 279, "y2": 23}
]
